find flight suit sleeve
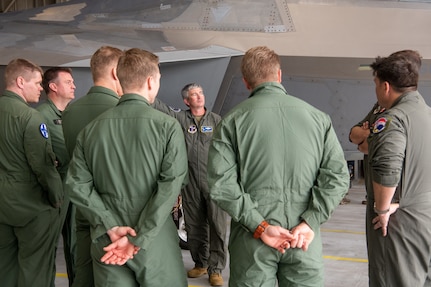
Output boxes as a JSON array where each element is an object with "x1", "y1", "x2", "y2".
[
  {"x1": 301, "y1": 118, "x2": 350, "y2": 230},
  {"x1": 65, "y1": 132, "x2": 118, "y2": 239},
  {"x1": 129, "y1": 120, "x2": 188, "y2": 250},
  {"x1": 349, "y1": 103, "x2": 378, "y2": 140},
  {"x1": 207, "y1": 120, "x2": 263, "y2": 233},
  {"x1": 152, "y1": 98, "x2": 180, "y2": 118},
  {"x1": 24, "y1": 112, "x2": 64, "y2": 208},
  {"x1": 368, "y1": 114, "x2": 405, "y2": 186}
]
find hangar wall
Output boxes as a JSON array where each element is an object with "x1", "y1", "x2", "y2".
[{"x1": 1, "y1": 55, "x2": 431, "y2": 155}]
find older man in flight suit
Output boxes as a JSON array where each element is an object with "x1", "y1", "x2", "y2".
[{"x1": 153, "y1": 83, "x2": 227, "y2": 286}]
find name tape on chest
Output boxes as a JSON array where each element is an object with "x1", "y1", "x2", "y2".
[{"x1": 187, "y1": 125, "x2": 214, "y2": 134}]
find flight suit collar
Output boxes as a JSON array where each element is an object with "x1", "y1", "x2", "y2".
[
  {"x1": 185, "y1": 108, "x2": 209, "y2": 120},
  {"x1": 118, "y1": 93, "x2": 150, "y2": 106},
  {"x1": 88, "y1": 86, "x2": 120, "y2": 100},
  {"x1": 249, "y1": 82, "x2": 288, "y2": 98},
  {"x1": 2, "y1": 90, "x2": 29, "y2": 105},
  {"x1": 390, "y1": 90, "x2": 420, "y2": 108},
  {"x1": 45, "y1": 98, "x2": 62, "y2": 117}
]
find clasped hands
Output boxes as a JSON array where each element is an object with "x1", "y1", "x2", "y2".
[
  {"x1": 261, "y1": 221, "x2": 314, "y2": 254},
  {"x1": 100, "y1": 226, "x2": 140, "y2": 265}
]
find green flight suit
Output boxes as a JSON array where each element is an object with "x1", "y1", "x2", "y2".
[
  {"x1": 62, "y1": 86, "x2": 120, "y2": 287},
  {"x1": 368, "y1": 91, "x2": 431, "y2": 287},
  {"x1": 65, "y1": 94, "x2": 188, "y2": 287},
  {"x1": 350, "y1": 102, "x2": 400, "y2": 285},
  {"x1": 153, "y1": 99, "x2": 227, "y2": 274},
  {"x1": 207, "y1": 83, "x2": 350, "y2": 287},
  {"x1": 37, "y1": 98, "x2": 76, "y2": 285},
  {"x1": 0, "y1": 90, "x2": 64, "y2": 287}
]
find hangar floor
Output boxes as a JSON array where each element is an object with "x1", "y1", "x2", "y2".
[{"x1": 55, "y1": 183, "x2": 369, "y2": 287}]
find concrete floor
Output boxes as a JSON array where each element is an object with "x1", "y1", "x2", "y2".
[{"x1": 55, "y1": 183, "x2": 369, "y2": 287}]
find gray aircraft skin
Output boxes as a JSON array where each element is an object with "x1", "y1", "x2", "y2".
[
  {"x1": 1, "y1": 0, "x2": 431, "y2": 155},
  {"x1": 1, "y1": 0, "x2": 431, "y2": 67}
]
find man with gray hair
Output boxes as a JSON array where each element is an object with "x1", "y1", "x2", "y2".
[{"x1": 153, "y1": 83, "x2": 227, "y2": 286}]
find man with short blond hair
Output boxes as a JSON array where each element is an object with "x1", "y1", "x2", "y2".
[{"x1": 0, "y1": 58, "x2": 64, "y2": 286}]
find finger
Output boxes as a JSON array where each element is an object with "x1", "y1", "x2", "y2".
[
  {"x1": 290, "y1": 236, "x2": 298, "y2": 248},
  {"x1": 127, "y1": 229, "x2": 137, "y2": 237},
  {"x1": 296, "y1": 234, "x2": 304, "y2": 249},
  {"x1": 302, "y1": 240, "x2": 309, "y2": 251},
  {"x1": 103, "y1": 242, "x2": 118, "y2": 252},
  {"x1": 101, "y1": 251, "x2": 114, "y2": 263},
  {"x1": 277, "y1": 246, "x2": 286, "y2": 254}
]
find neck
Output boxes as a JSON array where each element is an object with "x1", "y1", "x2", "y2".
[
  {"x1": 191, "y1": 106, "x2": 205, "y2": 117},
  {"x1": 49, "y1": 96, "x2": 69, "y2": 111}
]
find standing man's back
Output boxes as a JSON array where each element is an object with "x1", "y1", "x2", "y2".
[
  {"x1": 207, "y1": 46, "x2": 350, "y2": 287},
  {"x1": 61, "y1": 45, "x2": 124, "y2": 287},
  {"x1": 65, "y1": 47, "x2": 189, "y2": 287}
]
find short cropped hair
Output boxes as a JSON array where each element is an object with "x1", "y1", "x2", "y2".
[
  {"x1": 370, "y1": 50, "x2": 422, "y2": 93},
  {"x1": 90, "y1": 46, "x2": 124, "y2": 82},
  {"x1": 116, "y1": 48, "x2": 159, "y2": 91},
  {"x1": 241, "y1": 46, "x2": 280, "y2": 89},
  {"x1": 181, "y1": 83, "x2": 202, "y2": 100},
  {"x1": 4, "y1": 58, "x2": 43, "y2": 88},
  {"x1": 42, "y1": 67, "x2": 73, "y2": 94}
]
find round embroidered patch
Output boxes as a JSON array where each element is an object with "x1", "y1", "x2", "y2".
[
  {"x1": 188, "y1": 125, "x2": 197, "y2": 134},
  {"x1": 39, "y1": 123, "x2": 49, "y2": 139},
  {"x1": 372, "y1": 117, "x2": 387, "y2": 134}
]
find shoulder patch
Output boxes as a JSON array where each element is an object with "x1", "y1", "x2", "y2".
[
  {"x1": 169, "y1": 106, "x2": 181, "y2": 113},
  {"x1": 372, "y1": 117, "x2": 390, "y2": 134},
  {"x1": 39, "y1": 123, "x2": 49, "y2": 139}
]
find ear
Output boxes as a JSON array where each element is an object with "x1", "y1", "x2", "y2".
[
  {"x1": 242, "y1": 77, "x2": 252, "y2": 91},
  {"x1": 277, "y1": 69, "x2": 282, "y2": 83},
  {"x1": 384, "y1": 81, "x2": 391, "y2": 94},
  {"x1": 112, "y1": 67, "x2": 118, "y2": 81},
  {"x1": 16, "y1": 76, "x2": 25, "y2": 89},
  {"x1": 49, "y1": 82, "x2": 57, "y2": 92},
  {"x1": 146, "y1": 75, "x2": 153, "y2": 90},
  {"x1": 183, "y1": 97, "x2": 190, "y2": 107}
]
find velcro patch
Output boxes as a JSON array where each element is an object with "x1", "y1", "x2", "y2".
[
  {"x1": 372, "y1": 117, "x2": 389, "y2": 134},
  {"x1": 39, "y1": 123, "x2": 49, "y2": 139}
]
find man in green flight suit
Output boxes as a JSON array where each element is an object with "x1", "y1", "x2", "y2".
[
  {"x1": 367, "y1": 50, "x2": 431, "y2": 287},
  {"x1": 62, "y1": 45, "x2": 124, "y2": 287},
  {"x1": 153, "y1": 83, "x2": 227, "y2": 286},
  {"x1": 37, "y1": 66, "x2": 76, "y2": 286},
  {"x1": 0, "y1": 58, "x2": 64, "y2": 286},
  {"x1": 66, "y1": 48, "x2": 189, "y2": 286},
  {"x1": 207, "y1": 46, "x2": 350, "y2": 286}
]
